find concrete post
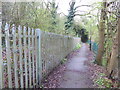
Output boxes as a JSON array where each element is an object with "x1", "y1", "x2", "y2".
[{"x1": 36, "y1": 29, "x2": 42, "y2": 87}]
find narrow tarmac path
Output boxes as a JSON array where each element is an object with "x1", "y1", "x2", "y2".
[
  {"x1": 58, "y1": 43, "x2": 93, "y2": 88},
  {"x1": 42, "y1": 43, "x2": 94, "y2": 88}
]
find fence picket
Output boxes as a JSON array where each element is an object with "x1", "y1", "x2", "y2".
[
  {"x1": 23, "y1": 26, "x2": 28, "y2": 88},
  {"x1": 12, "y1": 24, "x2": 19, "y2": 88},
  {"x1": 5, "y1": 23, "x2": 12, "y2": 88},
  {"x1": 0, "y1": 23, "x2": 3, "y2": 89},
  {"x1": 18, "y1": 25, "x2": 24, "y2": 88},
  {"x1": 32, "y1": 29, "x2": 35, "y2": 86},
  {"x1": 35, "y1": 30, "x2": 38, "y2": 87},
  {"x1": 28, "y1": 27, "x2": 32, "y2": 88}
]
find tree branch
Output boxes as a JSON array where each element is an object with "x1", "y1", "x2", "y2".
[
  {"x1": 58, "y1": 12, "x2": 67, "y2": 16},
  {"x1": 107, "y1": 0, "x2": 118, "y2": 7},
  {"x1": 74, "y1": 5, "x2": 91, "y2": 11}
]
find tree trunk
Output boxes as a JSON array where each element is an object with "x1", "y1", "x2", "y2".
[
  {"x1": 107, "y1": 18, "x2": 120, "y2": 78},
  {"x1": 96, "y1": 0, "x2": 107, "y2": 65}
]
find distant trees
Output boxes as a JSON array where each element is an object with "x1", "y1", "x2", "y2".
[
  {"x1": 73, "y1": 23, "x2": 82, "y2": 37},
  {"x1": 73, "y1": 23, "x2": 88, "y2": 42},
  {"x1": 2, "y1": 0, "x2": 92, "y2": 37},
  {"x1": 80, "y1": 28, "x2": 88, "y2": 43},
  {"x1": 46, "y1": 0, "x2": 59, "y2": 32},
  {"x1": 65, "y1": 1, "x2": 76, "y2": 33},
  {"x1": 2, "y1": 0, "x2": 85, "y2": 36},
  {"x1": 1, "y1": 1, "x2": 65, "y2": 35},
  {"x1": 64, "y1": 0, "x2": 85, "y2": 35}
]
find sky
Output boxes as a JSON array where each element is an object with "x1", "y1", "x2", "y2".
[{"x1": 55, "y1": 0, "x2": 102, "y2": 15}]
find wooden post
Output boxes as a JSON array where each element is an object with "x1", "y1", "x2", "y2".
[{"x1": 36, "y1": 29, "x2": 42, "y2": 87}]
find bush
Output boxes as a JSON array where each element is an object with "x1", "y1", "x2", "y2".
[{"x1": 74, "y1": 43, "x2": 81, "y2": 50}]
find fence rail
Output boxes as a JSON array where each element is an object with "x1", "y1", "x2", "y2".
[{"x1": 0, "y1": 23, "x2": 41, "y2": 88}]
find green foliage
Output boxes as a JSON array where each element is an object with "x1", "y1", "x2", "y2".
[
  {"x1": 99, "y1": 73, "x2": 106, "y2": 76},
  {"x1": 73, "y1": 23, "x2": 84, "y2": 37},
  {"x1": 81, "y1": 16, "x2": 99, "y2": 42},
  {"x1": 74, "y1": 43, "x2": 81, "y2": 50},
  {"x1": 95, "y1": 73, "x2": 112, "y2": 88},
  {"x1": 2, "y1": 1, "x2": 71, "y2": 36},
  {"x1": 60, "y1": 58, "x2": 67, "y2": 64},
  {"x1": 95, "y1": 72, "x2": 119, "y2": 88}
]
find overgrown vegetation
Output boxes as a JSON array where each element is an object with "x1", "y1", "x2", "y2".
[
  {"x1": 95, "y1": 72, "x2": 118, "y2": 88},
  {"x1": 95, "y1": 74, "x2": 112, "y2": 88}
]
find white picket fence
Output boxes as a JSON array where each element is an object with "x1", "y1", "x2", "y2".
[{"x1": 0, "y1": 23, "x2": 42, "y2": 88}]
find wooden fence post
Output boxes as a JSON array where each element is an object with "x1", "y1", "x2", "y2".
[
  {"x1": 0, "y1": 22, "x2": 3, "y2": 89},
  {"x1": 36, "y1": 29, "x2": 42, "y2": 87}
]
